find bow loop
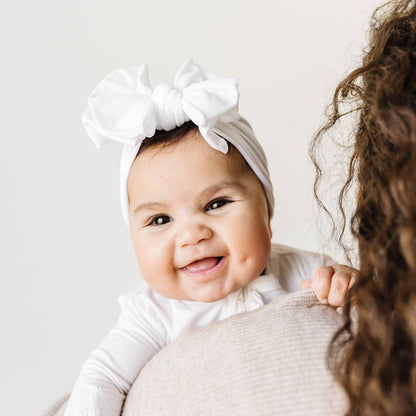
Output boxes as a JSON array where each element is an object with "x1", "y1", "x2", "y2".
[
  {"x1": 82, "y1": 65, "x2": 155, "y2": 148},
  {"x1": 173, "y1": 59, "x2": 209, "y2": 89},
  {"x1": 182, "y1": 78, "x2": 239, "y2": 129}
]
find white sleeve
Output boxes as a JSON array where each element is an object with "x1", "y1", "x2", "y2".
[
  {"x1": 64, "y1": 288, "x2": 168, "y2": 416},
  {"x1": 270, "y1": 245, "x2": 335, "y2": 293}
]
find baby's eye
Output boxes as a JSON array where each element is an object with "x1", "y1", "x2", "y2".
[
  {"x1": 150, "y1": 215, "x2": 172, "y2": 226},
  {"x1": 206, "y1": 199, "x2": 229, "y2": 211}
]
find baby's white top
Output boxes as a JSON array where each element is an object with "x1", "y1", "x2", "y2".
[{"x1": 64, "y1": 245, "x2": 331, "y2": 416}]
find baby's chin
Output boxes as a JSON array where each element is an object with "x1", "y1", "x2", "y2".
[
  {"x1": 145, "y1": 266, "x2": 266, "y2": 302},
  {"x1": 177, "y1": 281, "x2": 251, "y2": 303},
  {"x1": 189, "y1": 291, "x2": 230, "y2": 303},
  {"x1": 151, "y1": 284, "x2": 237, "y2": 303}
]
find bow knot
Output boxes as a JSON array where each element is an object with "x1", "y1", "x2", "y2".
[{"x1": 152, "y1": 83, "x2": 188, "y2": 131}]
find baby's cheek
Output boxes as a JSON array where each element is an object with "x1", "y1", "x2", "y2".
[
  {"x1": 233, "y1": 245, "x2": 270, "y2": 280},
  {"x1": 134, "y1": 239, "x2": 157, "y2": 274},
  {"x1": 241, "y1": 233, "x2": 271, "y2": 277},
  {"x1": 137, "y1": 243, "x2": 175, "y2": 280},
  {"x1": 136, "y1": 255, "x2": 153, "y2": 282}
]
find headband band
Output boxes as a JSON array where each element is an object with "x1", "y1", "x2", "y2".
[{"x1": 82, "y1": 59, "x2": 274, "y2": 226}]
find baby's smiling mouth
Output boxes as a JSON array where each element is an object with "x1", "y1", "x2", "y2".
[{"x1": 181, "y1": 257, "x2": 224, "y2": 274}]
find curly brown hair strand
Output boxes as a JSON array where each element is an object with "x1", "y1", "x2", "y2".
[{"x1": 310, "y1": 1, "x2": 416, "y2": 414}]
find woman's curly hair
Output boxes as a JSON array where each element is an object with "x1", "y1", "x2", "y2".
[{"x1": 310, "y1": 1, "x2": 416, "y2": 414}]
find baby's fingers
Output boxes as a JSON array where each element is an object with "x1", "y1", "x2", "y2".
[
  {"x1": 312, "y1": 266, "x2": 334, "y2": 304},
  {"x1": 327, "y1": 265, "x2": 357, "y2": 307}
]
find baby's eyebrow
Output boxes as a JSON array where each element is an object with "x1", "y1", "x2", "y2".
[
  {"x1": 131, "y1": 202, "x2": 166, "y2": 216},
  {"x1": 131, "y1": 181, "x2": 246, "y2": 216},
  {"x1": 201, "y1": 181, "x2": 247, "y2": 197}
]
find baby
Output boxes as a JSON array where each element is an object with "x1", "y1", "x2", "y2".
[{"x1": 64, "y1": 59, "x2": 355, "y2": 416}]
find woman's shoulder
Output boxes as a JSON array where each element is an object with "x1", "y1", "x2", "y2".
[{"x1": 123, "y1": 289, "x2": 346, "y2": 416}]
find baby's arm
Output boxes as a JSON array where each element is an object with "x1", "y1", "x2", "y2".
[
  {"x1": 64, "y1": 288, "x2": 167, "y2": 416},
  {"x1": 300, "y1": 264, "x2": 358, "y2": 307}
]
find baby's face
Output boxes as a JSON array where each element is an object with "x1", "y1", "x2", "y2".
[{"x1": 127, "y1": 132, "x2": 271, "y2": 302}]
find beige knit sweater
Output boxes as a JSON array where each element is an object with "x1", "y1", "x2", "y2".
[{"x1": 43, "y1": 289, "x2": 346, "y2": 416}]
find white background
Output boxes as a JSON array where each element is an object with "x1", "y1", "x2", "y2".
[{"x1": 1, "y1": 0, "x2": 383, "y2": 414}]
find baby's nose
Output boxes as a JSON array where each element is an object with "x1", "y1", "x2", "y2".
[{"x1": 176, "y1": 220, "x2": 213, "y2": 247}]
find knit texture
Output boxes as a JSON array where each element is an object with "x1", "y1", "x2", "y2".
[
  {"x1": 123, "y1": 289, "x2": 346, "y2": 416},
  {"x1": 42, "y1": 289, "x2": 346, "y2": 416}
]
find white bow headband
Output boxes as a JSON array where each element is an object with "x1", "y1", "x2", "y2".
[{"x1": 82, "y1": 59, "x2": 274, "y2": 226}]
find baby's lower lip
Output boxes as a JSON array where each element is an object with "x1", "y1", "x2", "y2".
[{"x1": 181, "y1": 257, "x2": 224, "y2": 275}]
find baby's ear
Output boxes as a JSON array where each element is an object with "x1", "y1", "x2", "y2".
[{"x1": 268, "y1": 219, "x2": 273, "y2": 239}]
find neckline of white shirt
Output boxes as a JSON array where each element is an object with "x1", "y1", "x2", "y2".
[{"x1": 171, "y1": 273, "x2": 282, "y2": 306}]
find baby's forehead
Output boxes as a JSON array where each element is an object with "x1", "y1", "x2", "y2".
[
  {"x1": 127, "y1": 134, "x2": 259, "y2": 200},
  {"x1": 136, "y1": 130, "x2": 251, "y2": 174}
]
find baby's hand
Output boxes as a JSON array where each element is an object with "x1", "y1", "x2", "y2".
[{"x1": 300, "y1": 264, "x2": 358, "y2": 307}]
